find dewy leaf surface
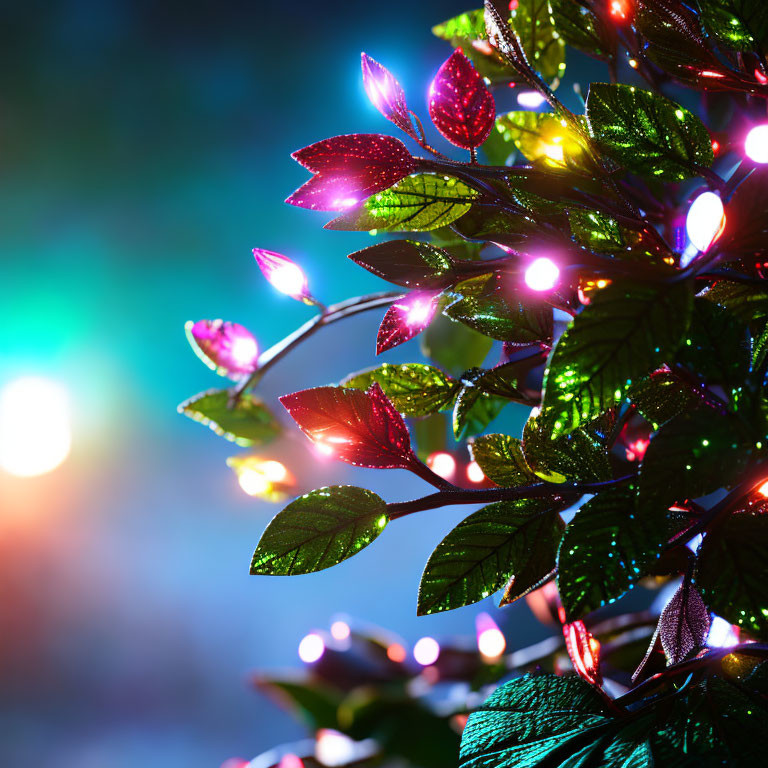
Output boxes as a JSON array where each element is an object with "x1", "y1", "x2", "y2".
[
  {"x1": 541, "y1": 280, "x2": 692, "y2": 437},
  {"x1": 418, "y1": 498, "x2": 563, "y2": 614},
  {"x1": 250, "y1": 486, "x2": 387, "y2": 575}
]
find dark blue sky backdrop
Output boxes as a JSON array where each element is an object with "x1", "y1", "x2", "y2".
[{"x1": 0, "y1": 3, "x2": 609, "y2": 767}]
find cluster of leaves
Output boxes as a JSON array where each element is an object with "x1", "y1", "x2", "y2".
[{"x1": 183, "y1": 1, "x2": 768, "y2": 765}]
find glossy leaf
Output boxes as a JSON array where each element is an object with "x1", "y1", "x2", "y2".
[
  {"x1": 549, "y1": 0, "x2": 617, "y2": 60},
  {"x1": 541, "y1": 280, "x2": 692, "y2": 438},
  {"x1": 287, "y1": 134, "x2": 416, "y2": 211},
  {"x1": 638, "y1": 407, "x2": 752, "y2": 513},
  {"x1": 714, "y1": 167, "x2": 768, "y2": 263},
  {"x1": 445, "y1": 274, "x2": 554, "y2": 344},
  {"x1": 326, "y1": 174, "x2": 477, "y2": 232},
  {"x1": 699, "y1": 0, "x2": 768, "y2": 53},
  {"x1": 186, "y1": 319, "x2": 259, "y2": 378},
  {"x1": 178, "y1": 389, "x2": 281, "y2": 446},
  {"x1": 341, "y1": 363, "x2": 458, "y2": 418},
  {"x1": 417, "y1": 498, "x2": 564, "y2": 614},
  {"x1": 470, "y1": 433, "x2": 538, "y2": 487},
  {"x1": 360, "y1": 53, "x2": 417, "y2": 139},
  {"x1": 508, "y1": 0, "x2": 567, "y2": 83},
  {"x1": 628, "y1": 369, "x2": 695, "y2": 430},
  {"x1": 586, "y1": 84, "x2": 714, "y2": 181},
  {"x1": 558, "y1": 485, "x2": 665, "y2": 620},
  {"x1": 280, "y1": 383, "x2": 415, "y2": 469},
  {"x1": 523, "y1": 412, "x2": 611, "y2": 484},
  {"x1": 676, "y1": 298, "x2": 749, "y2": 388},
  {"x1": 376, "y1": 292, "x2": 440, "y2": 354},
  {"x1": 452, "y1": 385, "x2": 508, "y2": 440},
  {"x1": 697, "y1": 498, "x2": 768, "y2": 640},
  {"x1": 705, "y1": 279, "x2": 768, "y2": 321},
  {"x1": 421, "y1": 312, "x2": 493, "y2": 376},
  {"x1": 347, "y1": 240, "x2": 455, "y2": 289},
  {"x1": 428, "y1": 49, "x2": 495, "y2": 150},
  {"x1": 658, "y1": 581, "x2": 711, "y2": 665},
  {"x1": 568, "y1": 209, "x2": 624, "y2": 253},
  {"x1": 250, "y1": 486, "x2": 387, "y2": 575}
]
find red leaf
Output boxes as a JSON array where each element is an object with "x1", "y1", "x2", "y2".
[
  {"x1": 280, "y1": 383, "x2": 415, "y2": 469},
  {"x1": 361, "y1": 53, "x2": 418, "y2": 140},
  {"x1": 658, "y1": 581, "x2": 710, "y2": 665},
  {"x1": 287, "y1": 134, "x2": 416, "y2": 211},
  {"x1": 376, "y1": 291, "x2": 440, "y2": 355},
  {"x1": 428, "y1": 49, "x2": 495, "y2": 150},
  {"x1": 562, "y1": 620, "x2": 602, "y2": 686}
]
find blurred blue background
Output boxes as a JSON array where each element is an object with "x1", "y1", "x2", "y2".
[{"x1": 0, "y1": 2, "x2": 577, "y2": 766}]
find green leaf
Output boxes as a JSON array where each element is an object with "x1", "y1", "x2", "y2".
[
  {"x1": 676, "y1": 298, "x2": 750, "y2": 389},
  {"x1": 417, "y1": 498, "x2": 564, "y2": 614},
  {"x1": 178, "y1": 389, "x2": 281, "y2": 446},
  {"x1": 253, "y1": 676, "x2": 342, "y2": 730},
  {"x1": 341, "y1": 363, "x2": 458, "y2": 418},
  {"x1": 523, "y1": 412, "x2": 612, "y2": 483},
  {"x1": 509, "y1": 0, "x2": 567, "y2": 83},
  {"x1": 326, "y1": 174, "x2": 477, "y2": 232},
  {"x1": 445, "y1": 274, "x2": 554, "y2": 343},
  {"x1": 558, "y1": 485, "x2": 665, "y2": 620},
  {"x1": 541, "y1": 280, "x2": 693, "y2": 438},
  {"x1": 451, "y1": 204, "x2": 539, "y2": 247},
  {"x1": 250, "y1": 486, "x2": 387, "y2": 575},
  {"x1": 705, "y1": 280, "x2": 768, "y2": 321},
  {"x1": 421, "y1": 313, "x2": 493, "y2": 377},
  {"x1": 470, "y1": 433, "x2": 538, "y2": 486},
  {"x1": 697, "y1": 506, "x2": 768, "y2": 640},
  {"x1": 549, "y1": 0, "x2": 617, "y2": 60},
  {"x1": 639, "y1": 408, "x2": 753, "y2": 514},
  {"x1": 586, "y1": 83, "x2": 714, "y2": 181},
  {"x1": 452, "y1": 385, "x2": 508, "y2": 440},
  {"x1": 699, "y1": 0, "x2": 768, "y2": 52},
  {"x1": 628, "y1": 369, "x2": 696, "y2": 430},
  {"x1": 568, "y1": 209, "x2": 625, "y2": 252},
  {"x1": 412, "y1": 412, "x2": 450, "y2": 462},
  {"x1": 347, "y1": 240, "x2": 455, "y2": 289},
  {"x1": 753, "y1": 321, "x2": 768, "y2": 370}
]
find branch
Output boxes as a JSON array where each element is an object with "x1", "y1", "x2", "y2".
[{"x1": 387, "y1": 474, "x2": 635, "y2": 520}]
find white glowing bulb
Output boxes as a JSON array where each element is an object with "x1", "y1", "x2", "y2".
[
  {"x1": 230, "y1": 336, "x2": 259, "y2": 369},
  {"x1": 542, "y1": 141, "x2": 565, "y2": 164},
  {"x1": 330, "y1": 621, "x2": 350, "y2": 641},
  {"x1": 298, "y1": 632, "x2": 325, "y2": 663},
  {"x1": 525, "y1": 257, "x2": 560, "y2": 291},
  {"x1": 413, "y1": 636, "x2": 440, "y2": 666},
  {"x1": 269, "y1": 262, "x2": 308, "y2": 298},
  {"x1": 315, "y1": 730, "x2": 357, "y2": 767},
  {"x1": 707, "y1": 616, "x2": 739, "y2": 648},
  {"x1": 745, "y1": 124, "x2": 768, "y2": 163},
  {"x1": 237, "y1": 468, "x2": 271, "y2": 497},
  {"x1": 405, "y1": 299, "x2": 432, "y2": 326},
  {"x1": 466, "y1": 461, "x2": 485, "y2": 483},
  {"x1": 427, "y1": 451, "x2": 456, "y2": 479},
  {"x1": 516, "y1": 90, "x2": 546, "y2": 108},
  {"x1": 686, "y1": 191, "x2": 725, "y2": 252},
  {"x1": 0, "y1": 377, "x2": 72, "y2": 477},
  {"x1": 475, "y1": 613, "x2": 506, "y2": 659},
  {"x1": 261, "y1": 460, "x2": 288, "y2": 483},
  {"x1": 758, "y1": 480, "x2": 768, "y2": 497}
]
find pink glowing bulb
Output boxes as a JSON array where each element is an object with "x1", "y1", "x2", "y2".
[
  {"x1": 186, "y1": 319, "x2": 259, "y2": 378},
  {"x1": 253, "y1": 248, "x2": 310, "y2": 301},
  {"x1": 524, "y1": 257, "x2": 560, "y2": 291},
  {"x1": 298, "y1": 632, "x2": 325, "y2": 663},
  {"x1": 745, "y1": 125, "x2": 768, "y2": 164},
  {"x1": 475, "y1": 613, "x2": 506, "y2": 659},
  {"x1": 427, "y1": 451, "x2": 456, "y2": 480},
  {"x1": 277, "y1": 755, "x2": 304, "y2": 768},
  {"x1": 466, "y1": 461, "x2": 485, "y2": 484},
  {"x1": 330, "y1": 621, "x2": 351, "y2": 641},
  {"x1": 413, "y1": 636, "x2": 440, "y2": 666}
]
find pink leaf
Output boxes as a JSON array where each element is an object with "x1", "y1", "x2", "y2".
[
  {"x1": 428, "y1": 49, "x2": 495, "y2": 150},
  {"x1": 376, "y1": 291, "x2": 439, "y2": 355},
  {"x1": 280, "y1": 383, "x2": 414, "y2": 469},
  {"x1": 186, "y1": 319, "x2": 259, "y2": 378},
  {"x1": 252, "y1": 248, "x2": 310, "y2": 301},
  {"x1": 285, "y1": 173, "x2": 367, "y2": 212},
  {"x1": 361, "y1": 53, "x2": 418, "y2": 139},
  {"x1": 658, "y1": 581, "x2": 711, "y2": 665}
]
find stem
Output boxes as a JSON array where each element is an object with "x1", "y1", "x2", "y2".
[
  {"x1": 407, "y1": 455, "x2": 455, "y2": 491},
  {"x1": 387, "y1": 474, "x2": 635, "y2": 520},
  {"x1": 231, "y1": 291, "x2": 403, "y2": 402}
]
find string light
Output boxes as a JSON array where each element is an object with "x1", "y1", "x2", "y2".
[
  {"x1": 466, "y1": 461, "x2": 485, "y2": 484},
  {"x1": 745, "y1": 125, "x2": 768, "y2": 164},
  {"x1": 0, "y1": 377, "x2": 72, "y2": 477},
  {"x1": 707, "y1": 616, "x2": 740, "y2": 648},
  {"x1": 524, "y1": 257, "x2": 560, "y2": 291},
  {"x1": 187, "y1": 319, "x2": 260, "y2": 377},
  {"x1": 516, "y1": 90, "x2": 546, "y2": 108},
  {"x1": 427, "y1": 451, "x2": 456, "y2": 480},
  {"x1": 227, "y1": 456, "x2": 293, "y2": 501},
  {"x1": 757, "y1": 480, "x2": 768, "y2": 497},
  {"x1": 413, "y1": 636, "x2": 440, "y2": 666},
  {"x1": 298, "y1": 632, "x2": 325, "y2": 663},
  {"x1": 330, "y1": 621, "x2": 351, "y2": 641},
  {"x1": 253, "y1": 248, "x2": 311, "y2": 301},
  {"x1": 609, "y1": 0, "x2": 631, "y2": 21},
  {"x1": 386, "y1": 643, "x2": 407, "y2": 662},
  {"x1": 277, "y1": 755, "x2": 304, "y2": 768},
  {"x1": 686, "y1": 191, "x2": 726, "y2": 252},
  {"x1": 315, "y1": 730, "x2": 357, "y2": 767},
  {"x1": 475, "y1": 613, "x2": 506, "y2": 659}
]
